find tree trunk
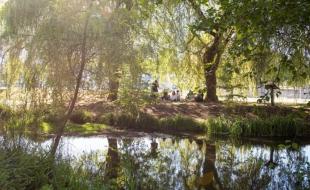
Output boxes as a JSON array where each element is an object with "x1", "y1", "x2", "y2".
[
  {"x1": 105, "y1": 138, "x2": 120, "y2": 180},
  {"x1": 205, "y1": 66, "x2": 218, "y2": 102},
  {"x1": 107, "y1": 76, "x2": 119, "y2": 101},
  {"x1": 50, "y1": 10, "x2": 90, "y2": 156},
  {"x1": 270, "y1": 88, "x2": 275, "y2": 106},
  {"x1": 203, "y1": 35, "x2": 221, "y2": 102}
]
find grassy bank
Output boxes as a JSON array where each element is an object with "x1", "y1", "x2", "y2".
[
  {"x1": 0, "y1": 142, "x2": 108, "y2": 190},
  {"x1": 0, "y1": 103, "x2": 309, "y2": 138},
  {"x1": 207, "y1": 115, "x2": 310, "y2": 137},
  {"x1": 73, "y1": 110, "x2": 310, "y2": 138}
]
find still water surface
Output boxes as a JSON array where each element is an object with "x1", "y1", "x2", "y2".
[{"x1": 41, "y1": 136, "x2": 310, "y2": 190}]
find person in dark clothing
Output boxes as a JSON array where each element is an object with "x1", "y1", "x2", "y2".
[
  {"x1": 195, "y1": 89, "x2": 204, "y2": 102},
  {"x1": 161, "y1": 90, "x2": 170, "y2": 100},
  {"x1": 151, "y1": 80, "x2": 159, "y2": 93},
  {"x1": 186, "y1": 90, "x2": 194, "y2": 100},
  {"x1": 150, "y1": 80, "x2": 159, "y2": 98}
]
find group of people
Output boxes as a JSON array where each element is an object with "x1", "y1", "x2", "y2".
[
  {"x1": 151, "y1": 80, "x2": 204, "y2": 102},
  {"x1": 161, "y1": 90, "x2": 181, "y2": 101}
]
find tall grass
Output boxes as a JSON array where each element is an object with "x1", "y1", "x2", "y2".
[
  {"x1": 207, "y1": 115, "x2": 309, "y2": 137},
  {"x1": 0, "y1": 138, "x2": 109, "y2": 190}
]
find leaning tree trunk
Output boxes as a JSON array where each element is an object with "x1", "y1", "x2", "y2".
[{"x1": 50, "y1": 11, "x2": 90, "y2": 156}]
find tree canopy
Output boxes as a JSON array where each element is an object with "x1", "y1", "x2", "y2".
[{"x1": 0, "y1": 0, "x2": 309, "y2": 106}]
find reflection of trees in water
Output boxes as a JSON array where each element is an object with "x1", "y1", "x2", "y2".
[
  {"x1": 273, "y1": 147, "x2": 310, "y2": 189},
  {"x1": 216, "y1": 142, "x2": 271, "y2": 190},
  {"x1": 117, "y1": 138, "x2": 205, "y2": 189},
  {"x1": 105, "y1": 138, "x2": 119, "y2": 181},
  {"x1": 195, "y1": 141, "x2": 223, "y2": 190},
  {"x1": 80, "y1": 138, "x2": 310, "y2": 190},
  {"x1": 150, "y1": 138, "x2": 158, "y2": 158},
  {"x1": 215, "y1": 142, "x2": 310, "y2": 190}
]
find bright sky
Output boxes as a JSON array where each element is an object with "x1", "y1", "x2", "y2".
[{"x1": 0, "y1": 0, "x2": 7, "y2": 5}]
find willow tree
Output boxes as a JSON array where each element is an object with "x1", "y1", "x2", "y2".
[
  {"x1": 227, "y1": 0, "x2": 309, "y2": 84},
  {"x1": 96, "y1": 0, "x2": 136, "y2": 101},
  {"x1": 0, "y1": 0, "x2": 137, "y2": 154},
  {"x1": 143, "y1": 0, "x2": 309, "y2": 102},
  {"x1": 183, "y1": 0, "x2": 234, "y2": 102},
  {"x1": 137, "y1": 0, "x2": 234, "y2": 102}
]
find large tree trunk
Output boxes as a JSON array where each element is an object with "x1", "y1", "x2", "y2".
[
  {"x1": 107, "y1": 75, "x2": 119, "y2": 101},
  {"x1": 203, "y1": 31, "x2": 232, "y2": 102},
  {"x1": 203, "y1": 35, "x2": 221, "y2": 102},
  {"x1": 205, "y1": 66, "x2": 218, "y2": 102},
  {"x1": 105, "y1": 138, "x2": 120, "y2": 180},
  {"x1": 50, "y1": 10, "x2": 90, "y2": 156}
]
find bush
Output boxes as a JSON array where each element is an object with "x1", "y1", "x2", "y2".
[
  {"x1": 207, "y1": 116, "x2": 231, "y2": 135},
  {"x1": 159, "y1": 115, "x2": 206, "y2": 133},
  {"x1": 114, "y1": 113, "x2": 136, "y2": 128},
  {"x1": 98, "y1": 113, "x2": 115, "y2": 125},
  {"x1": 98, "y1": 112, "x2": 206, "y2": 133},
  {"x1": 0, "y1": 104, "x2": 13, "y2": 120},
  {"x1": 136, "y1": 112, "x2": 159, "y2": 129},
  {"x1": 70, "y1": 110, "x2": 93, "y2": 124}
]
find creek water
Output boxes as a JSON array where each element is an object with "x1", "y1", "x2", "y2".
[{"x1": 39, "y1": 135, "x2": 310, "y2": 190}]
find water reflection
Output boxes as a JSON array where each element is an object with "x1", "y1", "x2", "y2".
[
  {"x1": 44, "y1": 136, "x2": 310, "y2": 190},
  {"x1": 105, "y1": 138, "x2": 119, "y2": 181}
]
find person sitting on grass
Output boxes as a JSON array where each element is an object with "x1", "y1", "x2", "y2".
[
  {"x1": 194, "y1": 89, "x2": 204, "y2": 102},
  {"x1": 186, "y1": 90, "x2": 194, "y2": 100},
  {"x1": 170, "y1": 91, "x2": 178, "y2": 101},
  {"x1": 161, "y1": 90, "x2": 170, "y2": 101}
]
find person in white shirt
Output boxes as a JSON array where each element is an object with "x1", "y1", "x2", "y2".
[{"x1": 170, "y1": 91, "x2": 178, "y2": 101}]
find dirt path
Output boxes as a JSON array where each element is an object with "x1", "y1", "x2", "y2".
[
  {"x1": 79, "y1": 100, "x2": 310, "y2": 121},
  {"x1": 142, "y1": 102, "x2": 224, "y2": 119}
]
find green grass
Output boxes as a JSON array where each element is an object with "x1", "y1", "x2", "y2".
[
  {"x1": 1, "y1": 104, "x2": 309, "y2": 138},
  {"x1": 66, "y1": 123, "x2": 109, "y2": 134},
  {"x1": 0, "y1": 143, "x2": 109, "y2": 190},
  {"x1": 207, "y1": 115, "x2": 309, "y2": 137},
  {"x1": 159, "y1": 115, "x2": 207, "y2": 133}
]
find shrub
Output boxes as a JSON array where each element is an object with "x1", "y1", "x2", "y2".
[
  {"x1": 98, "y1": 113, "x2": 115, "y2": 125},
  {"x1": 135, "y1": 112, "x2": 159, "y2": 130},
  {"x1": 114, "y1": 113, "x2": 136, "y2": 128},
  {"x1": 0, "y1": 104, "x2": 13, "y2": 120},
  {"x1": 207, "y1": 116, "x2": 231, "y2": 135},
  {"x1": 159, "y1": 115, "x2": 206, "y2": 133},
  {"x1": 70, "y1": 110, "x2": 93, "y2": 124}
]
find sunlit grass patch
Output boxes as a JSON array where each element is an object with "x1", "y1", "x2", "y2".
[
  {"x1": 40, "y1": 122, "x2": 53, "y2": 133},
  {"x1": 66, "y1": 122, "x2": 109, "y2": 134}
]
